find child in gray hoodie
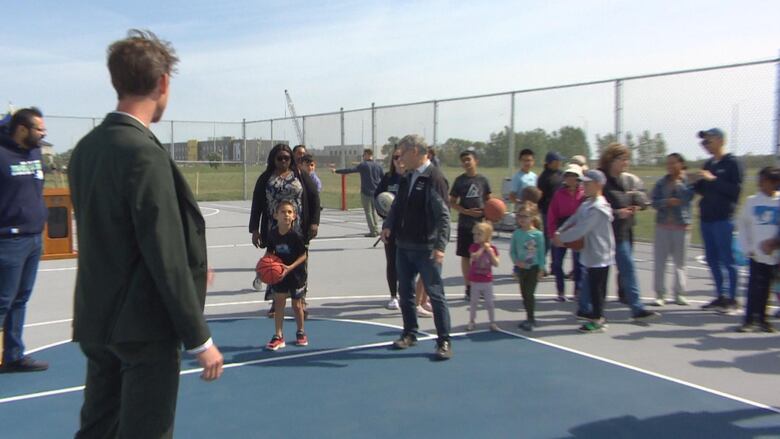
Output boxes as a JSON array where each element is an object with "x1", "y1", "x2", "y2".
[{"x1": 554, "y1": 170, "x2": 615, "y2": 333}]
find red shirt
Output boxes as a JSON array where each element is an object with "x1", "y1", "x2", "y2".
[{"x1": 468, "y1": 243, "x2": 498, "y2": 282}]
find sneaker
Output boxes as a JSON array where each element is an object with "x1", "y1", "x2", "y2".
[
  {"x1": 434, "y1": 339, "x2": 452, "y2": 360},
  {"x1": 518, "y1": 320, "x2": 534, "y2": 331},
  {"x1": 736, "y1": 323, "x2": 758, "y2": 333},
  {"x1": 632, "y1": 310, "x2": 661, "y2": 322},
  {"x1": 265, "y1": 335, "x2": 285, "y2": 351},
  {"x1": 0, "y1": 356, "x2": 48, "y2": 373},
  {"x1": 466, "y1": 322, "x2": 475, "y2": 331},
  {"x1": 417, "y1": 305, "x2": 433, "y2": 317},
  {"x1": 578, "y1": 320, "x2": 606, "y2": 333},
  {"x1": 674, "y1": 296, "x2": 689, "y2": 306},
  {"x1": 716, "y1": 298, "x2": 739, "y2": 315},
  {"x1": 760, "y1": 322, "x2": 777, "y2": 333},
  {"x1": 393, "y1": 332, "x2": 417, "y2": 350},
  {"x1": 702, "y1": 296, "x2": 726, "y2": 310},
  {"x1": 252, "y1": 276, "x2": 263, "y2": 292},
  {"x1": 489, "y1": 323, "x2": 500, "y2": 332},
  {"x1": 295, "y1": 330, "x2": 308, "y2": 346},
  {"x1": 386, "y1": 297, "x2": 400, "y2": 310},
  {"x1": 266, "y1": 303, "x2": 275, "y2": 318},
  {"x1": 650, "y1": 298, "x2": 665, "y2": 307},
  {"x1": 554, "y1": 295, "x2": 567, "y2": 303}
]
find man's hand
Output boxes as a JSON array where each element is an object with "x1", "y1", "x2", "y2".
[
  {"x1": 432, "y1": 249, "x2": 445, "y2": 265},
  {"x1": 197, "y1": 345, "x2": 224, "y2": 381},
  {"x1": 380, "y1": 228, "x2": 392, "y2": 244},
  {"x1": 698, "y1": 170, "x2": 716, "y2": 182},
  {"x1": 309, "y1": 224, "x2": 319, "y2": 239},
  {"x1": 251, "y1": 231, "x2": 262, "y2": 248}
]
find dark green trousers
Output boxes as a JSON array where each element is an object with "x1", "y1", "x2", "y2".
[
  {"x1": 76, "y1": 340, "x2": 181, "y2": 439},
  {"x1": 518, "y1": 266, "x2": 540, "y2": 321}
]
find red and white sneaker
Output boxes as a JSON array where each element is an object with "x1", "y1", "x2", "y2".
[
  {"x1": 266, "y1": 335, "x2": 285, "y2": 351},
  {"x1": 296, "y1": 330, "x2": 308, "y2": 346}
]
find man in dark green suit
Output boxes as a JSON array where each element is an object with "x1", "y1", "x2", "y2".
[{"x1": 68, "y1": 29, "x2": 223, "y2": 439}]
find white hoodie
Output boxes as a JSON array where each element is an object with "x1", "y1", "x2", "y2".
[
  {"x1": 558, "y1": 195, "x2": 615, "y2": 268},
  {"x1": 737, "y1": 191, "x2": 780, "y2": 266}
]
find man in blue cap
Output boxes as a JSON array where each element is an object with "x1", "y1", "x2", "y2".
[
  {"x1": 537, "y1": 151, "x2": 564, "y2": 276},
  {"x1": 693, "y1": 128, "x2": 743, "y2": 314}
]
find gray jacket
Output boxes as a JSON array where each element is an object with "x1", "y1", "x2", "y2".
[
  {"x1": 558, "y1": 195, "x2": 615, "y2": 268},
  {"x1": 651, "y1": 175, "x2": 694, "y2": 226}
]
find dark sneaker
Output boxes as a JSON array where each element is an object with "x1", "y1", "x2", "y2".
[
  {"x1": 702, "y1": 296, "x2": 726, "y2": 310},
  {"x1": 0, "y1": 356, "x2": 49, "y2": 373},
  {"x1": 435, "y1": 340, "x2": 452, "y2": 360},
  {"x1": 392, "y1": 332, "x2": 417, "y2": 350},
  {"x1": 296, "y1": 330, "x2": 309, "y2": 346},
  {"x1": 578, "y1": 320, "x2": 606, "y2": 333},
  {"x1": 554, "y1": 295, "x2": 567, "y2": 303},
  {"x1": 760, "y1": 322, "x2": 777, "y2": 333},
  {"x1": 265, "y1": 335, "x2": 285, "y2": 351},
  {"x1": 518, "y1": 320, "x2": 534, "y2": 331},
  {"x1": 716, "y1": 299, "x2": 739, "y2": 315},
  {"x1": 633, "y1": 310, "x2": 661, "y2": 322},
  {"x1": 737, "y1": 323, "x2": 758, "y2": 333}
]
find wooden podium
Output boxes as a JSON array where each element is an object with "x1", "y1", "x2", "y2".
[{"x1": 42, "y1": 187, "x2": 77, "y2": 260}]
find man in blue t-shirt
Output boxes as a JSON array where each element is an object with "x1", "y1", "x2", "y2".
[
  {"x1": 509, "y1": 148, "x2": 538, "y2": 206},
  {"x1": 0, "y1": 107, "x2": 49, "y2": 373}
]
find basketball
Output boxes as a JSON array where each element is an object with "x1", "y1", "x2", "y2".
[
  {"x1": 256, "y1": 253, "x2": 286, "y2": 285},
  {"x1": 483, "y1": 197, "x2": 507, "y2": 222},
  {"x1": 375, "y1": 191, "x2": 395, "y2": 217}
]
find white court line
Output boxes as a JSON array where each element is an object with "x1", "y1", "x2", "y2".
[
  {"x1": 200, "y1": 207, "x2": 220, "y2": 217},
  {"x1": 496, "y1": 327, "x2": 780, "y2": 414}
]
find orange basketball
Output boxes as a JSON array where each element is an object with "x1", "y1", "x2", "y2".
[
  {"x1": 483, "y1": 197, "x2": 507, "y2": 222},
  {"x1": 256, "y1": 254, "x2": 285, "y2": 285}
]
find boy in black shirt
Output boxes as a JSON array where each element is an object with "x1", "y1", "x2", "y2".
[
  {"x1": 449, "y1": 149, "x2": 492, "y2": 300},
  {"x1": 265, "y1": 200, "x2": 309, "y2": 350}
]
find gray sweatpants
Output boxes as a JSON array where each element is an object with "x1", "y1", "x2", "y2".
[
  {"x1": 654, "y1": 227, "x2": 688, "y2": 299},
  {"x1": 469, "y1": 281, "x2": 496, "y2": 323},
  {"x1": 360, "y1": 193, "x2": 379, "y2": 235}
]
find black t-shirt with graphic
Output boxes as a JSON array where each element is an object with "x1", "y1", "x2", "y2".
[
  {"x1": 450, "y1": 173, "x2": 491, "y2": 229},
  {"x1": 267, "y1": 227, "x2": 307, "y2": 291}
]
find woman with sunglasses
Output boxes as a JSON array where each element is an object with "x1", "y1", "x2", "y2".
[
  {"x1": 249, "y1": 144, "x2": 321, "y2": 315},
  {"x1": 374, "y1": 146, "x2": 405, "y2": 310}
]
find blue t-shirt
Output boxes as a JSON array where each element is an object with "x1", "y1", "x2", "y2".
[{"x1": 511, "y1": 170, "x2": 538, "y2": 198}]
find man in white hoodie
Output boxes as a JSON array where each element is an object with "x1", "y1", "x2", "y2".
[
  {"x1": 553, "y1": 170, "x2": 615, "y2": 333},
  {"x1": 736, "y1": 166, "x2": 780, "y2": 332}
]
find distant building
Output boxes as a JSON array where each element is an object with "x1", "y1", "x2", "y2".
[
  {"x1": 323, "y1": 144, "x2": 366, "y2": 166},
  {"x1": 166, "y1": 138, "x2": 289, "y2": 163}
]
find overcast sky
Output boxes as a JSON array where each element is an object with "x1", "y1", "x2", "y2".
[{"x1": 2, "y1": 0, "x2": 779, "y2": 158}]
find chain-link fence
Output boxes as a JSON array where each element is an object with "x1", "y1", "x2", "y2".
[{"x1": 44, "y1": 58, "x2": 779, "y2": 219}]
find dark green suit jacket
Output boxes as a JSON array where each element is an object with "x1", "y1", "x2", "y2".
[{"x1": 68, "y1": 112, "x2": 211, "y2": 350}]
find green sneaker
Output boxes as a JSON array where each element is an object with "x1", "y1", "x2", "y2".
[{"x1": 578, "y1": 320, "x2": 606, "y2": 333}]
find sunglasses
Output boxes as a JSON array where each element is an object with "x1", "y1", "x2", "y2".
[{"x1": 276, "y1": 155, "x2": 291, "y2": 162}]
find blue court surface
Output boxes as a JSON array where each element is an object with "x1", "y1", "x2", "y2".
[{"x1": 2, "y1": 317, "x2": 779, "y2": 438}]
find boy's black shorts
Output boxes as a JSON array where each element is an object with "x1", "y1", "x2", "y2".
[
  {"x1": 456, "y1": 226, "x2": 475, "y2": 258},
  {"x1": 268, "y1": 285, "x2": 307, "y2": 300}
]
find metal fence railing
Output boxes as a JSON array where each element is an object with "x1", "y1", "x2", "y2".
[{"x1": 43, "y1": 57, "x2": 779, "y2": 215}]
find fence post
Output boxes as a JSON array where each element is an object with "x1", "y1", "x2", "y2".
[
  {"x1": 433, "y1": 100, "x2": 438, "y2": 147},
  {"x1": 614, "y1": 79, "x2": 623, "y2": 143},
  {"x1": 301, "y1": 115, "x2": 306, "y2": 145},
  {"x1": 508, "y1": 92, "x2": 515, "y2": 174},
  {"x1": 242, "y1": 118, "x2": 247, "y2": 200},
  {"x1": 341, "y1": 175, "x2": 347, "y2": 211},
  {"x1": 371, "y1": 102, "x2": 376, "y2": 151},
  {"x1": 340, "y1": 107, "x2": 346, "y2": 168},
  {"x1": 170, "y1": 120, "x2": 175, "y2": 160}
]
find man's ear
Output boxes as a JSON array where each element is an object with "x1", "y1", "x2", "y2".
[{"x1": 158, "y1": 73, "x2": 170, "y2": 96}]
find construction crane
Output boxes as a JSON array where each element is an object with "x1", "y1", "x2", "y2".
[{"x1": 284, "y1": 89, "x2": 304, "y2": 145}]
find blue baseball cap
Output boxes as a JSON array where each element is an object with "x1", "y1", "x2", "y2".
[
  {"x1": 581, "y1": 169, "x2": 606, "y2": 185},
  {"x1": 698, "y1": 128, "x2": 724, "y2": 139},
  {"x1": 545, "y1": 151, "x2": 565, "y2": 164}
]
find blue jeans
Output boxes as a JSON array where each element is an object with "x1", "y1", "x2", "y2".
[
  {"x1": 700, "y1": 220, "x2": 738, "y2": 300},
  {"x1": 396, "y1": 247, "x2": 451, "y2": 342},
  {"x1": 551, "y1": 247, "x2": 581, "y2": 295},
  {"x1": 614, "y1": 240, "x2": 646, "y2": 315},
  {"x1": 0, "y1": 235, "x2": 42, "y2": 363}
]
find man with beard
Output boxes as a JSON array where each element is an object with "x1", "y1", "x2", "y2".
[{"x1": 0, "y1": 107, "x2": 50, "y2": 373}]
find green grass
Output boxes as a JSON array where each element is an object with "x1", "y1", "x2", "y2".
[{"x1": 46, "y1": 163, "x2": 762, "y2": 245}]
